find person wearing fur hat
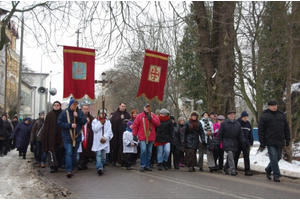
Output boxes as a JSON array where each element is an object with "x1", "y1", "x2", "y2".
[
  {"x1": 199, "y1": 111, "x2": 216, "y2": 172},
  {"x1": 91, "y1": 109, "x2": 113, "y2": 176},
  {"x1": 180, "y1": 111, "x2": 205, "y2": 172},
  {"x1": 123, "y1": 121, "x2": 138, "y2": 170},
  {"x1": 30, "y1": 111, "x2": 45, "y2": 167},
  {"x1": 58, "y1": 97, "x2": 87, "y2": 178},
  {"x1": 234, "y1": 111, "x2": 254, "y2": 176},
  {"x1": 154, "y1": 108, "x2": 174, "y2": 170}
]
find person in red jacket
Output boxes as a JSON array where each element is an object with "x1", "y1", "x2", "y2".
[{"x1": 132, "y1": 103, "x2": 160, "y2": 172}]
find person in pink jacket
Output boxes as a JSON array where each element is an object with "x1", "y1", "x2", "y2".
[
  {"x1": 213, "y1": 115, "x2": 225, "y2": 172},
  {"x1": 132, "y1": 103, "x2": 160, "y2": 172}
]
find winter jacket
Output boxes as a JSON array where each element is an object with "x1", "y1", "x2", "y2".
[
  {"x1": 11, "y1": 121, "x2": 33, "y2": 149},
  {"x1": 213, "y1": 122, "x2": 223, "y2": 149},
  {"x1": 123, "y1": 129, "x2": 138, "y2": 153},
  {"x1": 58, "y1": 107, "x2": 87, "y2": 144},
  {"x1": 237, "y1": 118, "x2": 253, "y2": 146},
  {"x1": 30, "y1": 118, "x2": 44, "y2": 143},
  {"x1": 258, "y1": 109, "x2": 290, "y2": 147},
  {"x1": 91, "y1": 118, "x2": 113, "y2": 153},
  {"x1": 132, "y1": 112, "x2": 160, "y2": 142},
  {"x1": 180, "y1": 120, "x2": 205, "y2": 149},
  {"x1": 173, "y1": 123, "x2": 182, "y2": 149},
  {"x1": 2, "y1": 120, "x2": 13, "y2": 140},
  {"x1": 0, "y1": 118, "x2": 4, "y2": 139},
  {"x1": 217, "y1": 119, "x2": 245, "y2": 152},
  {"x1": 155, "y1": 119, "x2": 174, "y2": 143}
]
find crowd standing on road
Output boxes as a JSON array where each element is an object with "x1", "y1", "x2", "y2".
[{"x1": 0, "y1": 99, "x2": 291, "y2": 183}]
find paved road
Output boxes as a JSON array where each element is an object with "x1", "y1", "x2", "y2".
[{"x1": 38, "y1": 161, "x2": 300, "y2": 199}]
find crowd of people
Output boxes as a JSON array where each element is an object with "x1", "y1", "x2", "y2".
[{"x1": 0, "y1": 99, "x2": 290, "y2": 182}]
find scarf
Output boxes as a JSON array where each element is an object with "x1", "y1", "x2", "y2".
[
  {"x1": 202, "y1": 118, "x2": 211, "y2": 132},
  {"x1": 189, "y1": 118, "x2": 199, "y2": 131},
  {"x1": 126, "y1": 127, "x2": 132, "y2": 132},
  {"x1": 159, "y1": 115, "x2": 170, "y2": 122}
]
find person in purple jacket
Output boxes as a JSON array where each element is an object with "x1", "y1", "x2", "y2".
[
  {"x1": 235, "y1": 111, "x2": 254, "y2": 176},
  {"x1": 12, "y1": 118, "x2": 33, "y2": 159}
]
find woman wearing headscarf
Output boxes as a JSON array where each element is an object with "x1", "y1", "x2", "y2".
[{"x1": 12, "y1": 118, "x2": 33, "y2": 159}]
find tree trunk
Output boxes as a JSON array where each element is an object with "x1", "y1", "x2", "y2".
[{"x1": 193, "y1": 1, "x2": 236, "y2": 115}]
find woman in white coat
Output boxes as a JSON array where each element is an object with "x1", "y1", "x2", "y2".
[{"x1": 92, "y1": 109, "x2": 113, "y2": 176}]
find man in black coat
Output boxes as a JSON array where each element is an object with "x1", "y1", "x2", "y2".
[
  {"x1": 235, "y1": 111, "x2": 254, "y2": 176},
  {"x1": 217, "y1": 111, "x2": 245, "y2": 176},
  {"x1": 110, "y1": 102, "x2": 131, "y2": 166},
  {"x1": 0, "y1": 116, "x2": 5, "y2": 156},
  {"x1": 258, "y1": 101, "x2": 290, "y2": 182}
]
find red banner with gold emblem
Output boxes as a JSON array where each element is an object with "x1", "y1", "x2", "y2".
[
  {"x1": 63, "y1": 46, "x2": 95, "y2": 100},
  {"x1": 137, "y1": 49, "x2": 169, "y2": 102}
]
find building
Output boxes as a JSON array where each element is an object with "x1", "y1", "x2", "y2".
[
  {"x1": 0, "y1": 8, "x2": 20, "y2": 115},
  {"x1": 22, "y1": 72, "x2": 49, "y2": 119}
]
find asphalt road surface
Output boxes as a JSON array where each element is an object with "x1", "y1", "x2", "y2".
[{"x1": 38, "y1": 160, "x2": 300, "y2": 199}]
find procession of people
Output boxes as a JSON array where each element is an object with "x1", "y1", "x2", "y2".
[{"x1": 0, "y1": 99, "x2": 290, "y2": 183}]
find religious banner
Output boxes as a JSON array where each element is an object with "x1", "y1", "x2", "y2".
[
  {"x1": 137, "y1": 49, "x2": 169, "y2": 102},
  {"x1": 63, "y1": 46, "x2": 95, "y2": 100}
]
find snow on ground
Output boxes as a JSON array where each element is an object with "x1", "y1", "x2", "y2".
[
  {"x1": 0, "y1": 149, "x2": 73, "y2": 199},
  {"x1": 0, "y1": 142, "x2": 299, "y2": 199}
]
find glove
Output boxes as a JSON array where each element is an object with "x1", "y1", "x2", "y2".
[
  {"x1": 147, "y1": 115, "x2": 152, "y2": 121},
  {"x1": 133, "y1": 135, "x2": 138, "y2": 142},
  {"x1": 30, "y1": 142, "x2": 36, "y2": 152},
  {"x1": 259, "y1": 145, "x2": 265, "y2": 152},
  {"x1": 286, "y1": 141, "x2": 290, "y2": 147}
]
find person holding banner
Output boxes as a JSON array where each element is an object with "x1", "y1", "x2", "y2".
[
  {"x1": 58, "y1": 98, "x2": 87, "y2": 178},
  {"x1": 132, "y1": 103, "x2": 160, "y2": 172}
]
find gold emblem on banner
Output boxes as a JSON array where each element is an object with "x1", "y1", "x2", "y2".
[{"x1": 148, "y1": 65, "x2": 161, "y2": 83}]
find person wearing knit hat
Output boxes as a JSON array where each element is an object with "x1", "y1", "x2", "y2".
[
  {"x1": 155, "y1": 108, "x2": 173, "y2": 170},
  {"x1": 122, "y1": 120, "x2": 137, "y2": 170},
  {"x1": 235, "y1": 111, "x2": 254, "y2": 176},
  {"x1": 58, "y1": 97, "x2": 87, "y2": 178}
]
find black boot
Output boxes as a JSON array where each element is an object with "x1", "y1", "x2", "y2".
[
  {"x1": 163, "y1": 161, "x2": 168, "y2": 170},
  {"x1": 158, "y1": 163, "x2": 162, "y2": 170}
]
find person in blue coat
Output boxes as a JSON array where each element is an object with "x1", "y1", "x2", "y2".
[
  {"x1": 235, "y1": 111, "x2": 254, "y2": 176},
  {"x1": 58, "y1": 97, "x2": 87, "y2": 178},
  {"x1": 11, "y1": 118, "x2": 33, "y2": 159}
]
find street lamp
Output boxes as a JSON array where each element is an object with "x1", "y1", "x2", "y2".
[{"x1": 48, "y1": 71, "x2": 60, "y2": 112}]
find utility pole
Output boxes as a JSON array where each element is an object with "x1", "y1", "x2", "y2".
[{"x1": 17, "y1": 15, "x2": 24, "y2": 117}]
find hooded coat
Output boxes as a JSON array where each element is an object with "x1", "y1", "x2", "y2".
[
  {"x1": 41, "y1": 109, "x2": 63, "y2": 152},
  {"x1": 180, "y1": 111, "x2": 205, "y2": 149},
  {"x1": 12, "y1": 121, "x2": 33, "y2": 149},
  {"x1": 58, "y1": 106, "x2": 87, "y2": 144}
]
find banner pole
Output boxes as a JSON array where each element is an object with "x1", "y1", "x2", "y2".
[
  {"x1": 146, "y1": 100, "x2": 152, "y2": 145},
  {"x1": 73, "y1": 98, "x2": 77, "y2": 147}
]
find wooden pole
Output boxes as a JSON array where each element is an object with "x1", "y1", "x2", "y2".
[
  {"x1": 73, "y1": 99, "x2": 77, "y2": 147},
  {"x1": 146, "y1": 100, "x2": 152, "y2": 144}
]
